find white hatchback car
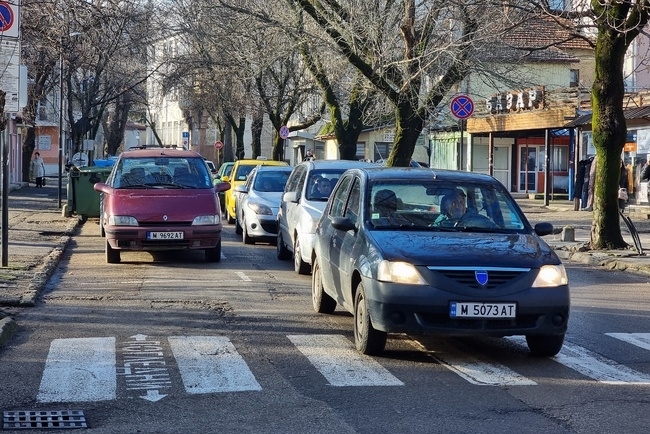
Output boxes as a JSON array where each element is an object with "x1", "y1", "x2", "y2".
[
  {"x1": 234, "y1": 165, "x2": 293, "y2": 244},
  {"x1": 276, "y1": 159, "x2": 374, "y2": 274}
]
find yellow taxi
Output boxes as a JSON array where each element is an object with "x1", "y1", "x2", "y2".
[{"x1": 222, "y1": 157, "x2": 289, "y2": 223}]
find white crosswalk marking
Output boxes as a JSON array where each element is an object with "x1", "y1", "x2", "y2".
[
  {"x1": 509, "y1": 337, "x2": 650, "y2": 385},
  {"x1": 37, "y1": 337, "x2": 116, "y2": 403},
  {"x1": 168, "y1": 336, "x2": 261, "y2": 393},
  {"x1": 287, "y1": 334, "x2": 403, "y2": 386},
  {"x1": 425, "y1": 339, "x2": 536, "y2": 386},
  {"x1": 606, "y1": 333, "x2": 650, "y2": 351}
]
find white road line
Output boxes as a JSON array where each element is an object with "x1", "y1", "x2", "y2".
[
  {"x1": 235, "y1": 271, "x2": 251, "y2": 281},
  {"x1": 168, "y1": 336, "x2": 261, "y2": 393},
  {"x1": 37, "y1": 337, "x2": 116, "y2": 403},
  {"x1": 287, "y1": 334, "x2": 404, "y2": 387},
  {"x1": 426, "y1": 339, "x2": 536, "y2": 386},
  {"x1": 606, "y1": 333, "x2": 650, "y2": 351},
  {"x1": 555, "y1": 341, "x2": 650, "y2": 384}
]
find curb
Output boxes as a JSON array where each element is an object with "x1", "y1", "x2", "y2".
[{"x1": 0, "y1": 317, "x2": 17, "y2": 346}]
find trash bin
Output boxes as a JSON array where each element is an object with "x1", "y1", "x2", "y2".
[{"x1": 64, "y1": 166, "x2": 113, "y2": 222}]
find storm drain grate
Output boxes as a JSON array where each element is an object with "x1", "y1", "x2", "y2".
[{"x1": 3, "y1": 410, "x2": 87, "y2": 430}]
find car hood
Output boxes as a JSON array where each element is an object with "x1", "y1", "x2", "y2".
[
  {"x1": 367, "y1": 230, "x2": 559, "y2": 268},
  {"x1": 249, "y1": 191, "x2": 283, "y2": 210},
  {"x1": 106, "y1": 189, "x2": 219, "y2": 221}
]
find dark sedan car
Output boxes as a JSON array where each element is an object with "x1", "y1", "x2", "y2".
[
  {"x1": 94, "y1": 148, "x2": 230, "y2": 264},
  {"x1": 311, "y1": 167, "x2": 569, "y2": 357}
]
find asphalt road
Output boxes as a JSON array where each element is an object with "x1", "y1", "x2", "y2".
[{"x1": 2, "y1": 220, "x2": 650, "y2": 433}]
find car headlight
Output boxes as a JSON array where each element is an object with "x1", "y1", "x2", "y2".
[
  {"x1": 192, "y1": 215, "x2": 221, "y2": 225},
  {"x1": 247, "y1": 202, "x2": 273, "y2": 215},
  {"x1": 108, "y1": 215, "x2": 138, "y2": 226},
  {"x1": 377, "y1": 260, "x2": 427, "y2": 285},
  {"x1": 531, "y1": 264, "x2": 568, "y2": 287}
]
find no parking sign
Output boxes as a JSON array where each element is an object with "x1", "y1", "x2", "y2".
[
  {"x1": 0, "y1": 2, "x2": 19, "y2": 38},
  {"x1": 450, "y1": 94, "x2": 474, "y2": 120}
]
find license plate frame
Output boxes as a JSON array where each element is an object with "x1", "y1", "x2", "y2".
[
  {"x1": 146, "y1": 231, "x2": 184, "y2": 240},
  {"x1": 449, "y1": 302, "x2": 517, "y2": 318}
]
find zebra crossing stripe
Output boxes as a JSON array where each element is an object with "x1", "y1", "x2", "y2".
[
  {"x1": 423, "y1": 339, "x2": 536, "y2": 386},
  {"x1": 287, "y1": 334, "x2": 403, "y2": 387},
  {"x1": 167, "y1": 336, "x2": 261, "y2": 393},
  {"x1": 606, "y1": 333, "x2": 650, "y2": 351},
  {"x1": 37, "y1": 337, "x2": 116, "y2": 403}
]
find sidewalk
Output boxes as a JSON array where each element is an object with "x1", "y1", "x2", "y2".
[
  {"x1": 2, "y1": 185, "x2": 650, "y2": 345},
  {"x1": 0, "y1": 179, "x2": 79, "y2": 344}
]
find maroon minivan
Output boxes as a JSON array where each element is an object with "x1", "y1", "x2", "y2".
[{"x1": 94, "y1": 148, "x2": 230, "y2": 263}]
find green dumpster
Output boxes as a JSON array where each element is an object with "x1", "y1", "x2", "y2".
[{"x1": 64, "y1": 166, "x2": 113, "y2": 221}]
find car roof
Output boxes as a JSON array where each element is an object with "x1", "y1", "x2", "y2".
[
  {"x1": 299, "y1": 160, "x2": 376, "y2": 170},
  {"x1": 234, "y1": 159, "x2": 288, "y2": 166},
  {"x1": 352, "y1": 167, "x2": 500, "y2": 183},
  {"x1": 255, "y1": 165, "x2": 293, "y2": 172},
  {"x1": 119, "y1": 148, "x2": 202, "y2": 159}
]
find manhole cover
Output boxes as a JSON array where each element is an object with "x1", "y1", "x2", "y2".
[{"x1": 3, "y1": 410, "x2": 86, "y2": 429}]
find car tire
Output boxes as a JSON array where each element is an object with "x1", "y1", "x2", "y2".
[
  {"x1": 227, "y1": 211, "x2": 235, "y2": 224},
  {"x1": 242, "y1": 219, "x2": 253, "y2": 245},
  {"x1": 205, "y1": 240, "x2": 221, "y2": 262},
  {"x1": 277, "y1": 231, "x2": 291, "y2": 260},
  {"x1": 312, "y1": 258, "x2": 336, "y2": 314},
  {"x1": 293, "y1": 236, "x2": 311, "y2": 275},
  {"x1": 105, "y1": 240, "x2": 120, "y2": 264},
  {"x1": 235, "y1": 216, "x2": 242, "y2": 235},
  {"x1": 354, "y1": 281, "x2": 387, "y2": 355},
  {"x1": 525, "y1": 333, "x2": 565, "y2": 357}
]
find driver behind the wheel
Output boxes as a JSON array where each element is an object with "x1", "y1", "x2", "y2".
[{"x1": 434, "y1": 189, "x2": 471, "y2": 226}]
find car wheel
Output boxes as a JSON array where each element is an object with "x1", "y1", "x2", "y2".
[
  {"x1": 235, "y1": 215, "x2": 242, "y2": 235},
  {"x1": 205, "y1": 239, "x2": 221, "y2": 262},
  {"x1": 525, "y1": 333, "x2": 565, "y2": 357},
  {"x1": 312, "y1": 258, "x2": 336, "y2": 314},
  {"x1": 293, "y1": 236, "x2": 311, "y2": 275},
  {"x1": 227, "y1": 211, "x2": 235, "y2": 224},
  {"x1": 277, "y1": 231, "x2": 291, "y2": 260},
  {"x1": 354, "y1": 281, "x2": 387, "y2": 355},
  {"x1": 105, "y1": 240, "x2": 120, "y2": 264},
  {"x1": 242, "y1": 219, "x2": 253, "y2": 245}
]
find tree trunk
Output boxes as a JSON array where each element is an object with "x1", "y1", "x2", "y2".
[
  {"x1": 387, "y1": 103, "x2": 423, "y2": 167},
  {"x1": 589, "y1": 29, "x2": 627, "y2": 249}
]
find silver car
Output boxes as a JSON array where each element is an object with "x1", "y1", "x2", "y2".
[
  {"x1": 234, "y1": 165, "x2": 293, "y2": 244},
  {"x1": 276, "y1": 159, "x2": 375, "y2": 274}
]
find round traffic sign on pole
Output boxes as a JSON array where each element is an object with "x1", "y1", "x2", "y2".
[
  {"x1": 279, "y1": 126, "x2": 290, "y2": 140},
  {"x1": 450, "y1": 95, "x2": 474, "y2": 120},
  {"x1": 214, "y1": 140, "x2": 223, "y2": 150}
]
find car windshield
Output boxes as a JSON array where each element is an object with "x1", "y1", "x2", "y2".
[
  {"x1": 113, "y1": 157, "x2": 213, "y2": 189},
  {"x1": 367, "y1": 181, "x2": 527, "y2": 232},
  {"x1": 306, "y1": 170, "x2": 345, "y2": 201},
  {"x1": 254, "y1": 172, "x2": 290, "y2": 192}
]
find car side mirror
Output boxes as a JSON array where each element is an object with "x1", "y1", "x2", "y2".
[
  {"x1": 331, "y1": 216, "x2": 356, "y2": 232},
  {"x1": 283, "y1": 191, "x2": 299, "y2": 203},
  {"x1": 234, "y1": 185, "x2": 248, "y2": 194},
  {"x1": 221, "y1": 175, "x2": 230, "y2": 183},
  {"x1": 534, "y1": 222, "x2": 553, "y2": 236},
  {"x1": 214, "y1": 181, "x2": 231, "y2": 193}
]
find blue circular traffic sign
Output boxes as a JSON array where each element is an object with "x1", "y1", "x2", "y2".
[
  {"x1": 450, "y1": 95, "x2": 474, "y2": 120},
  {"x1": 279, "y1": 125, "x2": 290, "y2": 140},
  {"x1": 0, "y1": 2, "x2": 14, "y2": 32}
]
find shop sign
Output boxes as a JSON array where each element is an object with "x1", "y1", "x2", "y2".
[{"x1": 485, "y1": 87, "x2": 544, "y2": 114}]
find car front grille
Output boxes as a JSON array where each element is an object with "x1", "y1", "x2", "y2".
[
  {"x1": 138, "y1": 221, "x2": 193, "y2": 227},
  {"x1": 261, "y1": 222, "x2": 278, "y2": 234},
  {"x1": 428, "y1": 267, "x2": 529, "y2": 290}
]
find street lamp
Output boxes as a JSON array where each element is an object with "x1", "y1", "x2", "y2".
[{"x1": 58, "y1": 32, "x2": 81, "y2": 209}]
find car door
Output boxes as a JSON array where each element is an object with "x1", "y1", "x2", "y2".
[
  {"x1": 279, "y1": 165, "x2": 306, "y2": 251},
  {"x1": 325, "y1": 175, "x2": 355, "y2": 303}
]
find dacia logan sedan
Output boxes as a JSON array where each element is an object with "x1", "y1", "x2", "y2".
[{"x1": 311, "y1": 167, "x2": 569, "y2": 357}]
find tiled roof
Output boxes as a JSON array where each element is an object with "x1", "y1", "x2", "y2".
[
  {"x1": 502, "y1": 15, "x2": 594, "y2": 51},
  {"x1": 564, "y1": 106, "x2": 650, "y2": 127}
]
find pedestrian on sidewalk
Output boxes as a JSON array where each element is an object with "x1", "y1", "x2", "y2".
[
  {"x1": 585, "y1": 155, "x2": 597, "y2": 211},
  {"x1": 619, "y1": 159, "x2": 629, "y2": 210},
  {"x1": 30, "y1": 152, "x2": 45, "y2": 188}
]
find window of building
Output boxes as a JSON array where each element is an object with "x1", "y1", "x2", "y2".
[{"x1": 570, "y1": 69, "x2": 579, "y2": 88}]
